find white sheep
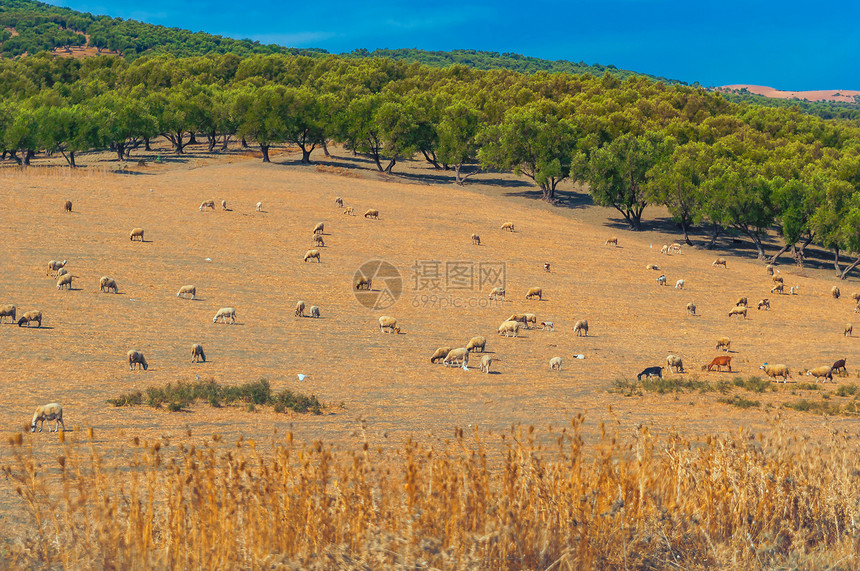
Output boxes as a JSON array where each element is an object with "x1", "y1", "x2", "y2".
[
  {"x1": 832, "y1": 286, "x2": 841, "y2": 299},
  {"x1": 674, "y1": 279, "x2": 685, "y2": 289},
  {"x1": 335, "y1": 197, "x2": 343, "y2": 208},
  {"x1": 670, "y1": 243, "x2": 682, "y2": 254},
  {"x1": 313, "y1": 234, "x2": 325, "y2": 247},
  {"x1": 430, "y1": 347, "x2": 453, "y2": 364},
  {"x1": 500, "y1": 222, "x2": 515, "y2": 232},
  {"x1": 99, "y1": 276, "x2": 118, "y2": 293},
  {"x1": 525, "y1": 287, "x2": 542, "y2": 300},
  {"x1": 213, "y1": 307, "x2": 236, "y2": 324},
  {"x1": 443, "y1": 347, "x2": 469, "y2": 368},
  {"x1": 295, "y1": 300, "x2": 306, "y2": 317},
  {"x1": 712, "y1": 257, "x2": 727, "y2": 268},
  {"x1": 660, "y1": 244, "x2": 669, "y2": 255},
  {"x1": 191, "y1": 344, "x2": 206, "y2": 363},
  {"x1": 304, "y1": 249, "x2": 321, "y2": 263},
  {"x1": 728, "y1": 306, "x2": 747, "y2": 319},
  {"x1": 127, "y1": 350, "x2": 148, "y2": 370},
  {"x1": 471, "y1": 233, "x2": 481, "y2": 245},
  {"x1": 56, "y1": 274, "x2": 75, "y2": 290},
  {"x1": 735, "y1": 297, "x2": 748, "y2": 307},
  {"x1": 31, "y1": 403, "x2": 64, "y2": 432},
  {"x1": 221, "y1": 200, "x2": 227, "y2": 210},
  {"x1": 313, "y1": 222, "x2": 325, "y2": 235},
  {"x1": 46, "y1": 259, "x2": 67, "y2": 276},
  {"x1": 199, "y1": 200, "x2": 216, "y2": 211},
  {"x1": 757, "y1": 298, "x2": 770, "y2": 310},
  {"x1": 540, "y1": 321, "x2": 554, "y2": 331},
  {"x1": 806, "y1": 366, "x2": 834, "y2": 382},
  {"x1": 790, "y1": 285, "x2": 799, "y2": 295},
  {"x1": 715, "y1": 337, "x2": 731, "y2": 352},
  {"x1": 656, "y1": 274, "x2": 667, "y2": 286},
  {"x1": 646, "y1": 264, "x2": 659, "y2": 271},
  {"x1": 523, "y1": 313, "x2": 537, "y2": 329},
  {"x1": 573, "y1": 319, "x2": 588, "y2": 336},
  {"x1": 256, "y1": 201, "x2": 263, "y2": 212},
  {"x1": 0, "y1": 304, "x2": 16, "y2": 324},
  {"x1": 343, "y1": 207, "x2": 354, "y2": 216},
  {"x1": 176, "y1": 285, "x2": 196, "y2": 300},
  {"x1": 355, "y1": 276, "x2": 372, "y2": 290},
  {"x1": 17, "y1": 310, "x2": 42, "y2": 327},
  {"x1": 63, "y1": 200, "x2": 72, "y2": 212},
  {"x1": 488, "y1": 287, "x2": 505, "y2": 300},
  {"x1": 480, "y1": 354, "x2": 494, "y2": 374},
  {"x1": 845, "y1": 323, "x2": 853, "y2": 337},
  {"x1": 771, "y1": 283, "x2": 785, "y2": 295},
  {"x1": 466, "y1": 336, "x2": 487, "y2": 352},
  {"x1": 129, "y1": 227, "x2": 145, "y2": 241},
  {"x1": 364, "y1": 209, "x2": 379, "y2": 219},
  {"x1": 604, "y1": 237, "x2": 617, "y2": 246},
  {"x1": 550, "y1": 357, "x2": 563, "y2": 371},
  {"x1": 56, "y1": 267, "x2": 68, "y2": 278},
  {"x1": 378, "y1": 316, "x2": 400, "y2": 334},
  {"x1": 760, "y1": 363, "x2": 790, "y2": 382},
  {"x1": 685, "y1": 303, "x2": 696, "y2": 315},
  {"x1": 666, "y1": 355, "x2": 684, "y2": 373},
  {"x1": 772, "y1": 275, "x2": 784, "y2": 284},
  {"x1": 498, "y1": 320, "x2": 520, "y2": 337},
  {"x1": 309, "y1": 305, "x2": 320, "y2": 318}
]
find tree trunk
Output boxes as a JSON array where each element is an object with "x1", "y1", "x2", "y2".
[
  {"x1": 241, "y1": 138, "x2": 249, "y2": 148},
  {"x1": 840, "y1": 256, "x2": 860, "y2": 280},
  {"x1": 680, "y1": 218, "x2": 693, "y2": 246},
  {"x1": 769, "y1": 243, "x2": 793, "y2": 264},
  {"x1": 221, "y1": 135, "x2": 230, "y2": 151},
  {"x1": 144, "y1": 137, "x2": 152, "y2": 151},
  {"x1": 421, "y1": 149, "x2": 441, "y2": 169},
  {"x1": 321, "y1": 140, "x2": 331, "y2": 158},
  {"x1": 22, "y1": 149, "x2": 34, "y2": 166},
  {"x1": 116, "y1": 142, "x2": 125, "y2": 161},
  {"x1": 300, "y1": 144, "x2": 315, "y2": 164},
  {"x1": 1, "y1": 150, "x2": 6, "y2": 160},
  {"x1": 383, "y1": 157, "x2": 396, "y2": 174},
  {"x1": 706, "y1": 223, "x2": 722, "y2": 249},
  {"x1": 833, "y1": 247, "x2": 842, "y2": 274},
  {"x1": 60, "y1": 149, "x2": 76, "y2": 168},
  {"x1": 797, "y1": 234, "x2": 814, "y2": 260},
  {"x1": 188, "y1": 132, "x2": 198, "y2": 145},
  {"x1": 260, "y1": 145, "x2": 270, "y2": 163},
  {"x1": 9, "y1": 150, "x2": 21, "y2": 165},
  {"x1": 371, "y1": 153, "x2": 384, "y2": 172},
  {"x1": 208, "y1": 131, "x2": 216, "y2": 153}
]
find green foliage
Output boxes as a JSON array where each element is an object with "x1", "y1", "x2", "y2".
[
  {"x1": 717, "y1": 395, "x2": 761, "y2": 409},
  {"x1": 836, "y1": 384, "x2": 860, "y2": 397},
  {"x1": 731, "y1": 376, "x2": 775, "y2": 393},
  {"x1": 611, "y1": 376, "x2": 714, "y2": 395}
]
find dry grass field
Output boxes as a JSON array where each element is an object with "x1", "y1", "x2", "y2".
[{"x1": 3, "y1": 145, "x2": 860, "y2": 567}]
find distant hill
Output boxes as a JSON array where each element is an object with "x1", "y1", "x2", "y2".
[
  {"x1": 715, "y1": 85, "x2": 860, "y2": 120},
  {"x1": 718, "y1": 85, "x2": 860, "y2": 104}
]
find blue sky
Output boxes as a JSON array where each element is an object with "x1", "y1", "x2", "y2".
[{"x1": 48, "y1": 0, "x2": 859, "y2": 90}]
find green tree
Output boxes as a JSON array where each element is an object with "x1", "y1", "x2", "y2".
[
  {"x1": 435, "y1": 101, "x2": 481, "y2": 185},
  {"x1": 646, "y1": 139, "x2": 710, "y2": 244}
]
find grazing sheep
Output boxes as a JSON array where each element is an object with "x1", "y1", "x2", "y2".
[
  {"x1": 176, "y1": 285, "x2": 196, "y2": 300},
  {"x1": 63, "y1": 200, "x2": 72, "y2": 212},
  {"x1": 832, "y1": 286, "x2": 841, "y2": 299},
  {"x1": 313, "y1": 234, "x2": 325, "y2": 247},
  {"x1": 852, "y1": 292, "x2": 860, "y2": 304},
  {"x1": 313, "y1": 222, "x2": 325, "y2": 235},
  {"x1": 759, "y1": 363, "x2": 790, "y2": 382},
  {"x1": 430, "y1": 347, "x2": 453, "y2": 364},
  {"x1": 507, "y1": 314, "x2": 528, "y2": 326},
  {"x1": 17, "y1": 310, "x2": 42, "y2": 327},
  {"x1": 771, "y1": 283, "x2": 785, "y2": 294},
  {"x1": 646, "y1": 264, "x2": 659, "y2": 271},
  {"x1": 540, "y1": 321, "x2": 554, "y2": 331},
  {"x1": 712, "y1": 258, "x2": 727, "y2": 268},
  {"x1": 221, "y1": 200, "x2": 227, "y2": 210},
  {"x1": 666, "y1": 355, "x2": 684, "y2": 373},
  {"x1": 573, "y1": 319, "x2": 589, "y2": 336},
  {"x1": 550, "y1": 357, "x2": 563, "y2": 371},
  {"x1": 56, "y1": 274, "x2": 74, "y2": 290},
  {"x1": 355, "y1": 276, "x2": 372, "y2": 290},
  {"x1": 480, "y1": 354, "x2": 494, "y2": 374},
  {"x1": 303, "y1": 249, "x2": 321, "y2": 263},
  {"x1": 0, "y1": 304, "x2": 16, "y2": 324},
  {"x1": 757, "y1": 298, "x2": 770, "y2": 310},
  {"x1": 656, "y1": 274, "x2": 667, "y2": 286},
  {"x1": 471, "y1": 233, "x2": 481, "y2": 245},
  {"x1": 443, "y1": 348, "x2": 469, "y2": 368},
  {"x1": 199, "y1": 200, "x2": 216, "y2": 211},
  {"x1": 660, "y1": 244, "x2": 669, "y2": 255},
  {"x1": 378, "y1": 315, "x2": 401, "y2": 334},
  {"x1": 735, "y1": 297, "x2": 748, "y2": 307},
  {"x1": 31, "y1": 403, "x2": 64, "y2": 433},
  {"x1": 129, "y1": 228, "x2": 144, "y2": 241},
  {"x1": 46, "y1": 259, "x2": 67, "y2": 276},
  {"x1": 256, "y1": 201, "x2": 263, "y2": 212},
  {"x1": 707, "y1": 356, "x2": 732, "y2": 372},
  {"x1": 790, "y1": 285, "x2": 799, "y2": 295},
  {"x1": 309, "y1": 306, "x2": 320, "y2": 318},
  {"x1": 498, "y1": 320, "x2": 520, "y2": 337},
  {"x1": 766, "y1": 264, "x2": 775, "y2": 275},
  {"x1": 544, "y1": 262, "x2": 551, "y2": 272},
  {"x1": 488, "y1": 287, "x2": 505, "y2": 300},
  {"x1": 806, "y1": 366, "x2": 833, "y2": 382},
  {"x1": 728, "y1": 306, "x2": 747, "y2": 319},
  {"x1": 335, "y1": 197, "x2": 343, "y2": 208},
  {"x1": 637, "y1": 366, "x2": 663, "y2": 381},
  {"x1": 99, "y1": 276, "x2": 118, "y2": 293},
  {"x1": 715, "y1": 337, "x2": 731, "y2": 352},
  {"x1": 295, "y1": 300, "x2": 306, "y2": 317},
  {"x1": 523, "y1": 313, "x2": 538, "y2": 329},
  {"x1": 466, "y1": 336, "x2": 487, "y2": 353},
  {"x1": 686, "y1": 303, "x2": 696, "y2": 315},
  {"x1": 212, "y1": 307, "x2": 236, "y2": 324},
  {"x1": 670, "y1": 243, "x2": 682, "y2": 254},
  {"x1": 343, "y1": 207, "x2": 354, "y2": 216},
  {"x1": 127, "y1": 350, "x2": 148, "y2": 371},
  {"x1": 500, "y1": 222, "x2": 515, "y2": 232},
  {"x1": 364, "y1": 209, "x2": 379, "y2": 219},
  {"x1": 675, "y1": 279, "x2": 685, "y2": 289},
  {"x1": 832, "y1": 358, "x2": 847, "y2": 374},
  {"x1": 845, "y1": 323, "x2": 853, "y2": 337},
  {"x1": 56, "y1": 267, "x2": 68, "y2": 278},
  {"x1": 191, "y1": 343, "x2": 206, "y2": 363},
  {"x1": 772, "y1": 275, "x2": 784, "y2": 285},
  {"x1": 525, "y1": 287, "x2": 543, "y2": 300},
  {"x1": 605, "y1": 237, "x2": 618, "y2": 246}
]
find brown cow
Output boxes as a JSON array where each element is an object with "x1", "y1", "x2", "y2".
[{"x1": 707, "y1": 356, "x2": 732, "y2": 372}]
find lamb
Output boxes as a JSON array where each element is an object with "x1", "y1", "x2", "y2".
[
  {"x1": 199, "y1": 200, "x2": 216, "y2": 211},
  {"x1": 221, "y1": 200, "x2": 227, "y2": 210},
  {"x1": 256, "y1": 201, "x2": 263, "y2": 212},
  {"x1": 831, "y1": 358, "x2": 847, "y2": 374},
  {"x1": 573, "y1": 319, "x2": 589, "y2": 336},
  {"x1": 56, "y1": 274, "x2": 75, "y2": 290},
  {"x1": 523, "y1": 313, "x2": 538, "y2": 329},
  {"x1": 637, "y1": 366, "x2": 663, "y2": 380},
  {"x1": 343, "y1": 207, "x2": 354, "y2": 216},
  {"x1": 176, "y1": 285, "x2": 196, "y2": 300},
  {"x1": 364, "y1": 209, "x2": 379, "y2": 219},
  {"x1": 99, "y1": 276, "x2": 118, "y2": 293},
  {"x1": 295, "y1": 300, "x2": 306, "y2": 317},
  {"x1": 540, "y1": 321, "x2": 554, "y2": 331},
  {"x1": 498, "y1": 320, "x2": 520, "y2": 337},
  {"x1": 335, "y1": 197, "x2": 343, "y2": 208},
  {"x1": 735, "y1": 297, "x2": 748, "y2": 307},
  {"x1": 56, "y1": 268, "x2": 68, "y2": 278},
  {"x1": 832, "y1": 286, "x2": 841, "y2": 299},
  {"x1": 712, "y1": 258, "x2": 727, "y2": 268},
  {"x1": 806, "y1": 366, "x2": 833, "y2": 382},
  {"x1": 525, "y1": 287, "x2": 543, "y2": 300},
  {"x1": 605, "y1": 237, "x2": 618, "y2": 246},
  {"x1": 191, "y1": 343, "x2": 206, "y2": 363},
  {"x1": 686, "y1": 303, "x2": 696, "y2": 315},
  {"x1": 313, "y1": 234, "x2": 325, "y2": 247},
  {"x1": 488, "y1": 287, "x2": 505, "y2": 300},
  {"x1": 771, "y1": 283, "x2": 785, "y2": 294},
  {"x1": 0, "y1": 304, "x2": 16, "y2": 324},
  {"x1": 646, "y1": 264, "x2": 659, "y2": 271},
  {"x1": 757, "y1": 299, "x2": 770, "y2": 310},
  {"x1": 845, "y1": 323, "x2": 853, "y2": 337},
  {"x1": 666, "y1": 355, "x2": 684, "y2": 373},
  {"x1": 309, "y1": 306, "x2": 320, "y2": 318},
  {"x1": 550, "y1": 357, "x2": 563, "y2": 371},
  {"x1": 728, "y1": 306, "x2": 747, "y2": 319},
  {"x1": 129, "y1": 228, "x2": 144, "y2": 241},
  {"x1": 430, "y1": 347, "x2": 453, "y2": 364},
  {"x1": 715, "y1": 337, "x2": 731, "y2": 351},
  {"x1": 471, "y1": 233, "x2": 481, "y2": 245},
  {"x1": 674, "y1": 279, "x2": 685, "y2": 289},
  {"x1": 759, "y1": 363, "x2": 790, "y2": 382},
  {"x1": 303, "y1": 249, "x2": 321, "y2": 263},
  {"x1": 466, "y1": 336, "x2": 487, "y2": 352},
  {"x1": 443, "y1": 348, "x2": 469, "y2": 368},
  {"x1": 656, "y1": 274, "x2": 667, "y2": 286},
  {"x1": 46, "y1": 259, "x2": 67, "y2": 276},
  {"x1": 31, "y1": 403, "x2": 64, "y2": 433},
  {"x1": 313, "y1": 222, "x2": 325, "y2": 235},
  {"x1": 378, "y1": 315, "x2": 401, "y2": 334},
  {"x1": 480, "y1": 354, "x2": 494, "y2": 374},
  {"x1": 670, "y1": 243, "x2": 682, "y2": 254},
  {"x1": 500, "y1": 222, "x2": 515, "y2": 232},
  {"x1": 64, "y1": 200, "x2": 72, "y2": 212},
  {"x1": 660, "y1": 244, "x2": 669, "y2": 255},
  {"x1": 17, "y1": 310, "x2": 42, "y2": 327},
  {"x1": 355, "y1": 276, "x2": 372, "y2": 290},
  {"x1": 127, "y1": 350, "x2": 148, "y2": 370},
  {"x1": 213, "y1": 307, "x2": 236, "y2": 324},
  {"x1": 707, "y1": 356, "x2": 732, "y2": 372}
]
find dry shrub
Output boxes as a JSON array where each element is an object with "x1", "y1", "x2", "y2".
[
  {"x1": 3, "y1": 415, "x2": 859, "y2": 569},
  {"x1": 315, "y1": 164, "x2": 363, "y2": 179}
]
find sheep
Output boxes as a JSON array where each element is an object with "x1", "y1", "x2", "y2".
[
  {"x1": 707, "y1": 356, "x2": 732, "y2": 372},
  {"x1": 605, "y1": 237, "x2": 618, "y2": 246},
  {"x1": 56, "y1": 274, "x2": 75, "y2": 290},
  {"x1": 313, "y1": 234, "x2": 325, "y2": 247},
  {"x1": 128, "y1": 350, "x2": 148, "y2": 370},
  {"x1": 543, "y1": 262, "x2": 551, "y2": 272},
  {"x1": 856, "y1": 303, "x2": 860, "y2": 314},
  {"x1": 500, "y1": 222, "x2": 515, "y2": 232},
  {"x1": 852, "y1": 292, "x2": 860, "y2": 304},
  {"x1": 335, "y1": 197, "x2": 343, "y2": 208},
  {"x1": 295, "y1": 300, "x2": 306, "y2": 317},
  {"x1": 471, "y1": 233, "x2": 481, "y2": 245},
  {"x1": 656, "y1": 274, "x2": 667, "y2": 286},
  {"x1": 480, "y1": 354, "x2": 494, "y2": 374},
  {"x1": 666, "y1": 355, "x2": 684, "y2": 373},
  {"x1": 806, "y1": 366, "x2": 833, "y2": 382},
  {"x1": 129, "y1": 228, "x2": 144, "y2": 241},
  {"x1": 378, "y1": 316, "x2": 400, "y2": 334},
  {"x1": 466, "y1": 336, "x2": 487, "y2": 353},
  {"x1": 540, "y1": 321, "x2": 554, "y2": 331},
  {"x1": 686, "y1": 303, "x2": 696, "y2": 316},
  {"x1": 313, "y1": 222, "x2": 325, "y2": 235},
  {"x1": 771, "y1": 283, "x2": 785, "y2": 295},
  {"x1": 0, "y1": 304, "x2": 16, "y2": 324},
  {"x1": 199, "y1": 200, "x2": 216, "y2": 211},
  {"x1": 670, "y1": 243, "x2": 682, "y2": 255},
  {"x1": 646, "y1": 264, "x2": 659, "y2": 271},
  {"x1": 790, "y1": 285, "x2": 799, "y2": 295},
  {"x1": 832, "y1": 358, "x2": 847, "y2": 374},
  {"x1": 343, "y1": 207, "x2": 354, "y2": 216},
  {"x1": 488, "y1": 287, "x2": 505, "y2": 300},
  {"x1": 715, "y1": 337, "x2": 731, "y2": 352},
  {"x1": 498, "y1": 320, "x2": 520, "y2": 337},
  {"x1": 772, "y1": 275, "x2": 784, "y2": 284},
  {"x1": 46, "y1": 259, "x2": 67, "y2": 276},
  {"x1": 525, "y1": 287, "x2": 543, "y2": 300},
  {"x1": 845, "y1": 323, "x2": 853, "y2": 337},
  {"x1": 675, "y1": 279, "x2": 685, "y2": 289},
  {"x1": 443, "y1": 348, "x2": 469, "y2": 368},
  {"x1": 176, "y1": 285, "x2": 196, "y2": 300},
  {"x1": 712, "y1": 257, "x2": 727, "y2": 268},
  {"x1": 309, "y1": 306, "x2": 320, "y2": 318},
  {"x1": 728, "y1": 306, "x2": 747, "y2": 319},
  {"x1": 507, "y1": 314, "x2": 528, "y2": 326},
  {"x1": 31, "y1": 403, "x2": 64, "y2": 433},
  {"x1": 17, "y1": 310, "x2": 42, "y2": 327},
  {"x1": 637, "y1": 366, "x2": 663, "y2": 380},
  {"x1": 832, "y1": 286, "x2": 841, "y2": 299},
  {"x1": 56, "y1": 267, "x2": 68, "y2": 278},
  {"x1": 574, "y1": 319, "x2": 589, "y2": 336},
  {"x1": 99, "y1": 276, "x2": 118, "y2": 294},
  {"x1": 766, "y1": 264, "x2": 775, "y2": 275},
  {"x1": 757, "y1": 299, "x2": 770, "y2": 310},
  {"x1": 759, "y1": 363, "x2": 790, "y2": 382},
  {"x1": 221, "y1": 200, "x2": 227, "y2": 210},
  {"x1": 213, "y1": 307, "x2": 236, "y2": 324},
  {"x1": 256, "y1": 201, "x2": 263, "y2": 212},
  {"x1": 364, "y1": 209, "x2": 379, "y2": 219},
  {"x1": 191, "y1": 344, "x2": 206, "y2": 363},
  {"x1": 355, "y1": 277, "x2": 372, "y2": 290},
  {"x1": 63, "y1": 200, "x2": 72, "y2": 212},
  {"x1": 523, "y1": 313, "x2": 538, "y2": 329},
  {"x1": 550, "y1": 357, "x2": 563, "y2": 371},
  {"x1": 735, "y1": 297, "x2": 748, "y2": 307},
  {"x1": 430, "y1": 347, "x2": 453, "y2": 364},
  {"x1": 660, "y1": 244, "x2": 669, "y2": 255},
  {"x1": 303, "y1": 249, "x2": 321, "y2": 263}
]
